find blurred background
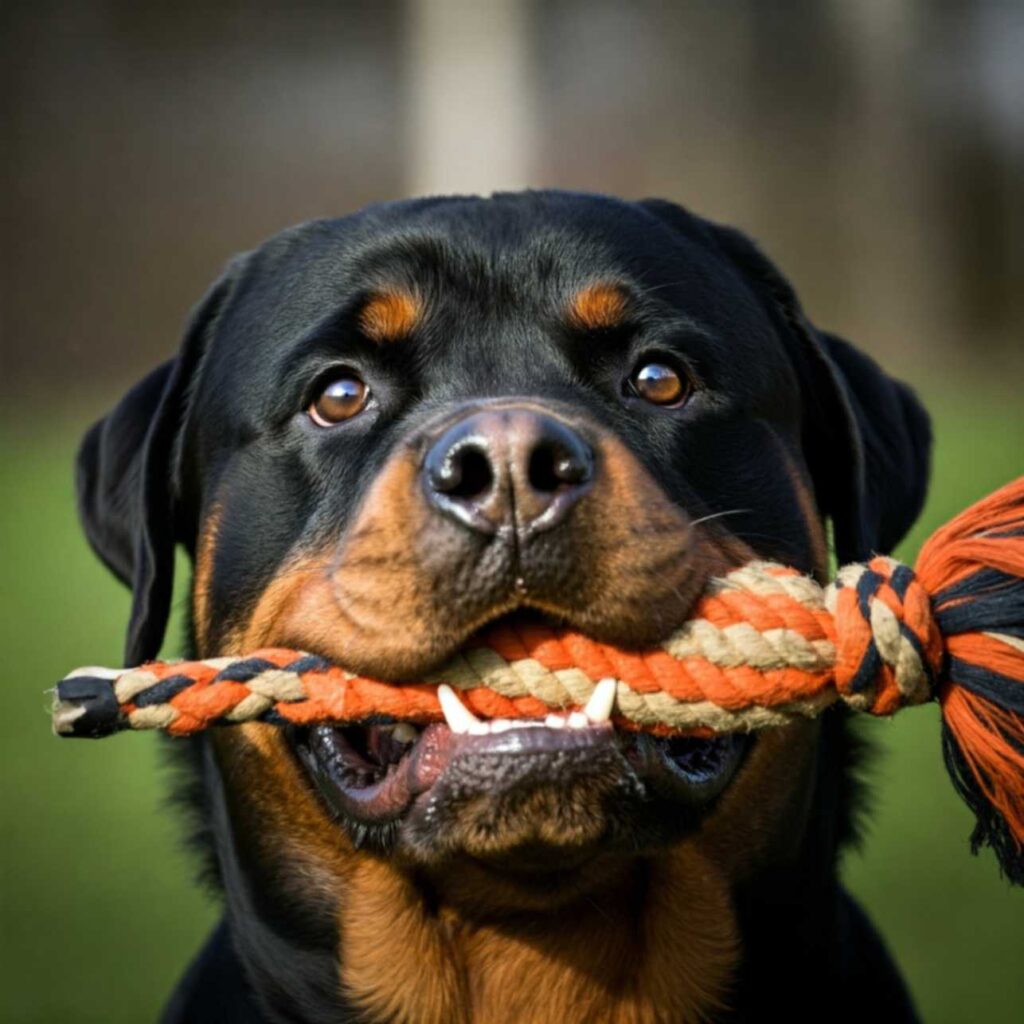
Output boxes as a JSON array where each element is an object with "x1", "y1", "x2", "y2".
[{"x1": 2, "y1": 1, "x2": 1022, "y2": 1021}]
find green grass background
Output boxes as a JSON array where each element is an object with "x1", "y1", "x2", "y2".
[{"x1": 1, "y1": 378, "x2": 1022, "y2": 1022}]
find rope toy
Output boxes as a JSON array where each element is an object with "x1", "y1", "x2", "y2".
[{"x1": 53, "y1": 478, "x2": 1024, "y2": 880}]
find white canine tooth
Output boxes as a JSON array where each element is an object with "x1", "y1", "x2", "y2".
[
  {"x1": 567, "y1": 711, "x2": 589, "y2": 729},
  {"x1": 437, "y1": 684, "x2": 480, "y2": 734},
  {"x1": 490, "y1": 719, "x2": 514, "y2": 733},
  {"x1": 584, "y1": 678, "x2": 617, "y2": 724},
  {"x1": 391, "y1": 723, "x2": 418, "y2": 745},
  {"x1": 468, "y1": 721, "x2": 491, "y2": 736},
  {"x1": 545, "y1": 714, "x2": 566, "y2": 729}
]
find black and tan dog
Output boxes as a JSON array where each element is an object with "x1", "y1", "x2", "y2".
[{"x1": 77, "y1": 192, "x2": 930, "y2": 1022}]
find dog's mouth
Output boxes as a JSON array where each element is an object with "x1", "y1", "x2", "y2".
[
  {"x1": 288, "y1": 631, "x2": 751, "y2": 861},
  {"x1": 293, "y1": 719, "x2": 747, "y2": 823}
]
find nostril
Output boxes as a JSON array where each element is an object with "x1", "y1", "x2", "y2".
[
  {"x1": 528, "y1": 444, "x2": 560, "y2": 493},
  {"x1": 436, "y1": 444, "x2": 494, "y2": 501},
  {"x1": 528, "y1": 441, "x2": 590, "y2": 493}
]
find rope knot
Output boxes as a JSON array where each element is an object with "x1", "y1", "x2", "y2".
[{"x1": 825, "y1": 555, "x2": 943, "y2": 715}]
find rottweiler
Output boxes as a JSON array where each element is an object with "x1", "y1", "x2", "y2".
[{"x1": 76, "y1": 191, "x2": 930, "y2": 1023}]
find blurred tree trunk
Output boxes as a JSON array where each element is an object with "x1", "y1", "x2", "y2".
[{"x1": 405, "y1": 0, "x2": 535, "y2": 196}]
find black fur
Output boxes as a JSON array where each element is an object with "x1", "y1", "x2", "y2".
[{"x1": 76, "y1": 192, "x2": 929, "y2": 1022}]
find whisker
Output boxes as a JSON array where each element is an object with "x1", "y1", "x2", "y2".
[{"x1": 690, "y1": 508, "x2": 751, "y2": 528}]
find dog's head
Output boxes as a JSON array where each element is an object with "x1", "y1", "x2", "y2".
[{"x1": 77, "y1": 193, "x2": 929, "y2": 1022}]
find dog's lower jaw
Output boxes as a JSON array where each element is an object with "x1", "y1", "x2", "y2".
[
  {"x1": 339, "y1": 847, "x2": 739, "y2": 1024},
  {"x1": 207, "y1": 634, "x2": 817, "y2": 1024},
  {"x1": 211, "y1": 723, "x2": 747, "y2": 1024},
  {"x1": 208, "y1": 711, "x2": 819, "y2": 1024},
  {"x1": 334, "y1": 728, "x2": 820, "y2": 1024}
]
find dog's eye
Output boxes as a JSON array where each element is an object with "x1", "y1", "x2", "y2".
[
  {"x1": 630, "y1": 362, "x2": 689, "y2": 406},
  {"x1": 309, "y1": 374, "x2": 370, "y2": 426}
]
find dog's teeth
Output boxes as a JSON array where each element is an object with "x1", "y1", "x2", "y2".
[
  {"x1": 567, "y1": 711, "x2": 589, "y2": 729},
  {"x1": 584, "y1": 678, "x2": 617, "y2": 724},
  {"x1": 491, "y1": 718, "x2": 545, "y2": 732},
  {"x1": 545, "y1": 714, "x2": 566, "y2": 729},
  {"x1": 391, "y1": 723, "x2": 418, "y2": 745},
  {"x1": 437, "y1": 684, "x2": 480, "y2": 734}
]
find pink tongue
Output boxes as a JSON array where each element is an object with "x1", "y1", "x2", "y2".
[
  {"x1": 339, "y1": 724, "x2": 456, "y2": 820},
  {"x1": 406, "y1": 724, "x2": 457, "y2": 794}
]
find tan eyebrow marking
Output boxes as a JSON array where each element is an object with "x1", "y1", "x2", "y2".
[
  {"x1": 566, "y1": 282, "x2": 631, "y2": 332},
  {"x1": 358, "y1": 290, "x2": 422, "y2": 343}
]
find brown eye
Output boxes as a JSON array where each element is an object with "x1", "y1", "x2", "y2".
[
  {"x1": 631, "y1": 362, "x2": 688, "y2": 406},
  {"x1": 309, "y1": 374, "x2": 369, "y2": 426}
]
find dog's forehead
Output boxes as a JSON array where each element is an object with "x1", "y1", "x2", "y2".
[{"x1": 215, "y1": 192, "x2": 766, "y2": 350}]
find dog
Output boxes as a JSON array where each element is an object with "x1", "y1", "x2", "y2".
[{"x1": 76, "y1": 191, "x2": 930, "y2": 1023}]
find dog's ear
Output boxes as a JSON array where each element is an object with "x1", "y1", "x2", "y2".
[
  {"x1": 804, "y1": 328, "x2": 932, "y2": 560},
  {"x1": 640, "y1": 200, "x2": 932, "y2": 562},
  {"x1": 76, "y1": 269, "x2": 237, "y2": 665}
]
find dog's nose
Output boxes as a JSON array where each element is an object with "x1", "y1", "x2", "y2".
[{"x1": 423, "y1": 409, "x2": 594, "y2": 534}]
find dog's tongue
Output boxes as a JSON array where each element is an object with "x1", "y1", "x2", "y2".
[
  {"x1": 405, "y1": 723, "x2": 458, "y2": 793},
  {"x1": 294, "y1": 723, "x2": 453, "y2": 822}
]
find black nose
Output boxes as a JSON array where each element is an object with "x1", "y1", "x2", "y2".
[{"x1": 423, "y1": 409, "x2": 594, "y2": 534}]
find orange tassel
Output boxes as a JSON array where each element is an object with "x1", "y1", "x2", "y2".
[{"x1": 912, "y1": 478, "x2": 1024, "y2": 879}]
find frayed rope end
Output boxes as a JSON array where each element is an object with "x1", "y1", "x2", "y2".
[{"x1": 919, "y1": 477, "x2": 1024, "y2": 882}]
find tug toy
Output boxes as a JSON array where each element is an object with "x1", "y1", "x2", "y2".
[{"x1": 53, "y1": 479, "x2": 1024, "y2": 880}]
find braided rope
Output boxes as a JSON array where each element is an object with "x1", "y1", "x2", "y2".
[
  {"x1": 53, "y1": 559, "x2": 942, "y2": 737},
  {"x1": 51, "y1": 476, "x2": 1024, "y2": 883}
]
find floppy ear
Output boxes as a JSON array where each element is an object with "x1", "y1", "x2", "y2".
[
  {"x1": 76, "y1": 271, "x2": 235, "y2": 666},
  {"x1": 640, "y1": 200, "x2": 931, "y2": 562},
  {"x1": 808, "y1": 329, "x2": 932, "y2": 559}
]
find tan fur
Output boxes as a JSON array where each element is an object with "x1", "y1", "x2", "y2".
[
  {"x1": 359, "y1": 290, "x2": 422, "y2": 343},
  {"x1": 567, "y1": 282, "x2": 631, "y2": 331},
  {"x1": 340, "y1": 849, "x2": 738, "y2": 1024},
  {"x1": 221, "y1": 555, "x2": 327, "y2": 656},
  {"x1": 220, "y1": 456, "x2": 456, "y2": 676},
  {"x1": 191, "y1": 503, "x2": 222, "y2": 654}
]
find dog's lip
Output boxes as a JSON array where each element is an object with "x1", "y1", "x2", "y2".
[
  {"x1": 627, "y1": 731, "x2": 749, "y2": 805},
  {"x1": 289, "y1": 711, "x2": 751, "y2": 832},
  {"x1": 290, "y1": 720, "x2": 617, "y2": 825}
]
